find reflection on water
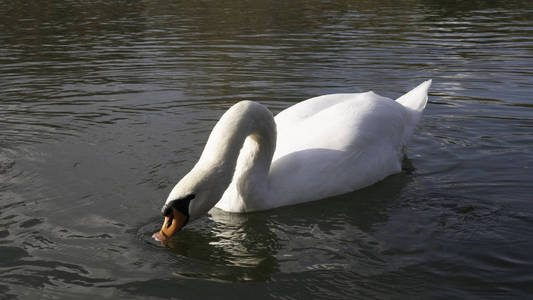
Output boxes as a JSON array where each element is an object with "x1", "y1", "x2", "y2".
[
  {"x1": 1, "y1": 0, "x2": 533, "y2": 299},
  {"x1": 137, "y1": 172, "x2": 408, "y2": 285}
]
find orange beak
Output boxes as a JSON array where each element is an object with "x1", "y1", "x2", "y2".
[{"x1": 152, "y1": 207, "x2": 188, "y2": 242}]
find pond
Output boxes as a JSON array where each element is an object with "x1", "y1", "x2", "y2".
[{"x1": 1, "y1": 0, "x2": 532, "y2": 299}]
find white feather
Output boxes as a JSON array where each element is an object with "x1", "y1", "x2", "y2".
[{"x1": 165, "y1": 81, "x2": 432, "y2": 218}]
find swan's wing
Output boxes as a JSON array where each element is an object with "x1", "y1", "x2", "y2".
[
  {"x1": 274, "y1": 93, "x2": 360, "y2": 128},
  {"x1": 273, "y1": 91, "x2": 406, "y2": 158},
  {"x1": 269, "y1": 92, "x2": 408, "y2": 208}
]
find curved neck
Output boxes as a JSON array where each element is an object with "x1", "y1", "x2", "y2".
[{"x1": 194, "y1": 101, "x2": 276, "y2": 211}]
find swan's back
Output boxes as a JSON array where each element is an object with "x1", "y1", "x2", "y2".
[{"x1": 269, "y1": 81, "x2": 431, "y2": 208}]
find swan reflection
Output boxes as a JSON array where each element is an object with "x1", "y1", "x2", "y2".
[{"x1": 160, "y1": 170, "x2": 410, "y2": 281}]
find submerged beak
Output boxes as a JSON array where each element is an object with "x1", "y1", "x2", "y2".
[{"x1": 152, "y1": 207, "x2": 188, "y2": 242}]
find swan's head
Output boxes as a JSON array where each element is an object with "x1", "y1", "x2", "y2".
[{"x1": 152, "y1": 167, "x2": 224, "y2": 242}]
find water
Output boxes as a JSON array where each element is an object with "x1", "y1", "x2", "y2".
[{"x1": 1, "y1": 0, "x2": 532, "y2": 298}]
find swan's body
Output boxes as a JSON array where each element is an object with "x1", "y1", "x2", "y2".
[{"x1": 154, "y1": 80, "x2": 431, "y2": 241}]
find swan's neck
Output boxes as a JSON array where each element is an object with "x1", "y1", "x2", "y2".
[{"x1": 195, "y1": 101, "x2": 276, "y2": 212}]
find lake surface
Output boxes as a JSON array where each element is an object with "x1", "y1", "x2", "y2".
[{"x1": 1, "y1": 0, "x2": 532, "y2": 299}]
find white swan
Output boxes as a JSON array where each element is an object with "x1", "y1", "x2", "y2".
[{"x1": 153, "y1": 80, "x2": 432, "y2": 241}]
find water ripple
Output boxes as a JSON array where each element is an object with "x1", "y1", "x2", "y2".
[{"x1": 1, "y1": 0, "x2": 533, "y2": 299}]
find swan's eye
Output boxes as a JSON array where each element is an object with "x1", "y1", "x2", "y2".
[{"x1": 163, "y1": 194, "x2": 195, "y2": 217}]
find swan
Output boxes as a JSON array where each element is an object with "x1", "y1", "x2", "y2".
[{"x1": 153, "y1": 80, "x2": 432, "y2": 241}]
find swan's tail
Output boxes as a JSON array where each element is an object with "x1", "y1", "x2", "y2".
[
  {"x1": 396, "y1": 80, "x2": 432, "y2": 112},
  {"x1": 395, "y1": 80, "x2": 432, "y2": 144}
]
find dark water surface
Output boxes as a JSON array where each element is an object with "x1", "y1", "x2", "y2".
[{"x1": 1, "y1": 0, "x2": 533, "y2": 299}]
